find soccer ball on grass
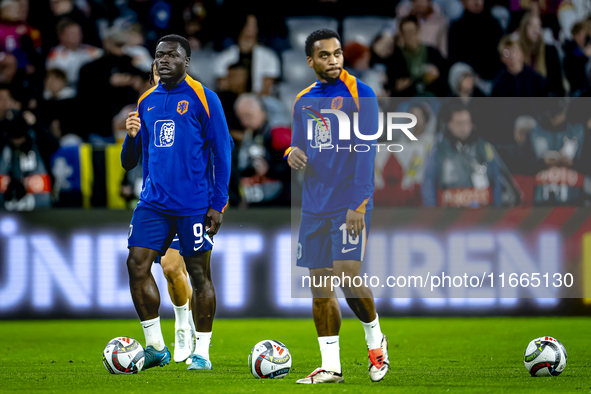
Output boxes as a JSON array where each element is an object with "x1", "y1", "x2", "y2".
[
  {"x1": 248, "y1": 340, "x2": 292, "y2": 379},
  {"x1": 523, "y1": 336, "x2": 567, "y2": 376},
  {"x1": 103, "y1": 337, "x2": 145, "y2": 374}
]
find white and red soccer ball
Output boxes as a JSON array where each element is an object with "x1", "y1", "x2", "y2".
[
  {"x1": 248, "y1": 340, "x2": 292, "y2": 379},
  {"x1": 524, "y1": 336, "x2": 567, "y2": 377},
  {"x1": 103, "y1": 337, "x2": 145, "y2": 374}
]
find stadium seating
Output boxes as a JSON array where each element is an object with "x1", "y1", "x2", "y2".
[
  {"x1": 189, "y1": 48, "x2": 218, "y2": 90},
  {"x1": 278, "y1": 82, "x2": 307, "y2": 114},
  {"x1": 281, "y1": 49, "x2": 318, "y2": 88},
  {"x1": 342, "y1": 16, "x2": 395, "y2": 45},
  {"x1": 286, "y1": 17, "x2": 339, "y2": 50}
]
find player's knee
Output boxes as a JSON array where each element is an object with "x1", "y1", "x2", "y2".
[
  {"x1": 161, "y1": 260, "x2": 179, "y2": 282},
  {"x1": 162, "y1": 265, "x2": 178, "y2": 283},
  {"x1": 126, "y1": 254, "x2": 150, "y2": 279},
  {"x1": 333, "y1": 263, "x2": 361, "y2": 285},
  {"x1": 311, "y1": 284, "x2": 335, "y2": 299},
  {"x1": 313, "y1": 296, "x2": 337, "y2": 309},
  {"x1": 187, "y1": 265, "x2": 208, "y2": 290}
]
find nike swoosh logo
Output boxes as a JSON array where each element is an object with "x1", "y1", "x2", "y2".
[
  {"x1": 370, "y1": 324, "x2": 377, "y2": 329},
  {"x1": 204, "y1": 233, "x2": 214, "y2": 246},
  {"x1": 148, "y1": 106, "x2": 155, "y2": 111},
  {"x1": 341, "y1": 247, "x2": 357, "y2": 253},
  {"x1": 144, "y1": 324, "x2": 154, "y2": 329},
  {"x1": 194, "y1": 243, "x2": 204, "y2": 251},
  {"x1": 326, "y1": 341, "x2": 337, "y2": 345}
]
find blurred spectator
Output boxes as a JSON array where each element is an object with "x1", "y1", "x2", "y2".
[
  {"x1": 33, "y1": 0, "x2": 101, "y2": 53},
  {"x1": 234, "y1": 93, "x2": 291, "y2": 206},
  {"x1": 0, "y1": 83, "x2": 17, "y2": 124},
  {"x1": 36, "y1": 68, "x2": 77, "y2": 142},
  {"x1": 181, "y1": 0, "x2": 209, "y2": 49},
  {"x1": 0, "y1": 50, "x2": 34, "y2": 107},
  {"x1": 369, "y1": 31, "x2": 395, "y2": 94},
  {"x1": 522, "y1": 99, "x2": 590, "y2": 205},
  {"x1": 422, "y1": 102, "x2": 520, "y2": 207},
  {"x1": 217, "y1": 62, "x2": 249, "y2": 138},
  {"x1": 0, "y1": 102, "x2": 59, "y2": 210},
  {"x1": 0, "y1": 113, "x2": 50, "y2": 210},
  {"x1": 113, "y1": 71, "x2": 153, "y2": 143},
  {"x1": 492, "y1": 33, "x2": 548, "y2": 97},
  {"x1": 213, "y1": 14, "x2": 280, "y2": 95},
  {"x1": 0, "y1": 50, "x2": 15, "y2": 83},
  {"x1": 0, "y1": 84, "x2": 59, "y2": 170},
  {"x1": 508, "y1": 0, "x2": 561, "y2": 38},
  {"x1": 370, "y1": 30, "x2": 395, "y2": 67},
  {"x1": 557, "y1": 0, "x2": 591, "y2": 40},
  {"x1": 0, "y1": 0, "x2": 42, "y2": 77},
  {"x1": 563, "y1": 21, "x2": 591, "y2": 96},
  {"x1": 122, "y1": 24, "x2": 153, "y2": 73},
  {"x1": 122, "y1": 0, "x2": 191, "y2": 52},
  {"x1": 343, "y1": 41, "x2": 387, "y2": 97},
  {"x1": 42, "y1": 67, "x2": 74, "y2": 100},
  {"x1": 448, "y1": 61, "x2": 486, "y2": 130},
  {"x1": 77, "y1": 27, "x2": 144, "y2": 144},
  {"x1": 45, "y1": 18, "x2": 102, "y2": 89},
  {"x1": 396, "y1": 0, "x2": 449, "y2": 57},
  {"x1": 518, "y1": 12, "x2": 565, "y2": 97},
  {"x1": 448, "y1": 61, "x2": 486, "y2": 99},
  {"x1": 448, "y1": 0, "x2": 504, "y2": 81},
  {"x1": 0, "y1": 0, "x2": 40, "y2": 50},
  {"x1": 390, "y1": 15, "x2": 448, "y2": 97},
  {"x1": 374, "y1": 101, "x2": 437, "y2": 206}
]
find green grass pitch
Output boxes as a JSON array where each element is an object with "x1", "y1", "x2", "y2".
[{"x1": 1, "y1": 317, "x2": 590, "y2": 393}]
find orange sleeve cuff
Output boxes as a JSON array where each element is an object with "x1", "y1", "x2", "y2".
[
  {"x1": 354, "y1": 198, "x2": 370, "y2": 214},
  {"x1": 283, "y1": 146, "x2": 294, "y2": 160}
]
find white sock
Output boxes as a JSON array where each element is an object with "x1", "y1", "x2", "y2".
[
  {"x1": 186, "y1": 275, "x2": 196, "y2": 333},
  {"x1": 188, "y1": 306, "x2": 196, "y2": 333},
  {"x1": 195, "y1": 331, "x2": 212, "y2": 360},
  {"x1": 173, "y1": 300, "x2": 191, "y2": 330},
  {"x1": 361, "y1": 314, "x2": 383, "y2": 350},
  {"x1": 141, "y1": 317, "x2": 165, "y2": 351},
  {"x1": 318, "y1": 336, "x2": 341, "y2": 373}
]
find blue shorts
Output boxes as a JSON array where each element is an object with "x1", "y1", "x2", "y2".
[
  {"x1": 128, "y1": 205, "x2": 213, "y2": 257},
  {"x1": 169, "y1": 236, "x2": 180, "y2": 250},
  {"x1": 297, "y1": 210, "x2": 371, "y2": 269},
  {"x1": 154, "y1": 236, "x2": 180, "y2": 265}
]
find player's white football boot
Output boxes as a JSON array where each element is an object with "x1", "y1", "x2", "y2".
[
  {"x1": 173, "y1": 327, "x2": 194, "y2": 363},
  {"x1": 296, "y1": 368, "x2": 344, "y2": 384},
  {"x1": 368, "y1": 334, "x2": 389, "y2": 382}
]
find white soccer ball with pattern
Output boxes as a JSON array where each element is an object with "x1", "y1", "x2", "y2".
[
  {"x1": 523, "y1": 336, "x2": 567, "y2": 376},
  {"x1": 102, "y1": 337, "x2": 145, "y2": 374},
  {"x1": 248, "y1": 340, "x2": 292, "y2": 379}
]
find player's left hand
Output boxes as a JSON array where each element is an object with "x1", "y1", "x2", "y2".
[
  {"x1": 205, "y1": 208, "x2": 223, "y2": 237},
  {"x1": 346, "y1": 209, "x2": 365, "y2": 239}
]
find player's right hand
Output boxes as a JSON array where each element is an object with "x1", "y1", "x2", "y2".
[
  {"x1": 126, "y1": 111, "x2": 141, "y2": 138},
  {"x1": 288, "y1": 148, "x2": 308, "y2": 170}
]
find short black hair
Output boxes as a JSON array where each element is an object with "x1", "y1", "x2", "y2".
[
  {"x1": 46, "y1": 68, "x2": 68, "y2": 81},
  {"x1": 156, "y1": 34, "x2": 191, "y2": 58},
  {"x1": 441, "y1": 101, "x2": 470, "y2": 124},
  {"x1": 56, "y1": 17, "x2": 78, "y2": 36},
  {"x1": 305, "y1": 29, "x2": 341, "y2": 57},
  {"x1": 149, "y1": 60, "x2": 157, "y2": 85},
  {"x1": 399, "y1": 15, "x2": 419, "y2": 30}
]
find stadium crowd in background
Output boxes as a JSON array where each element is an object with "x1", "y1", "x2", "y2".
[{"x1": 1, "y1": 0, "x2": 591, "y2": 209}]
